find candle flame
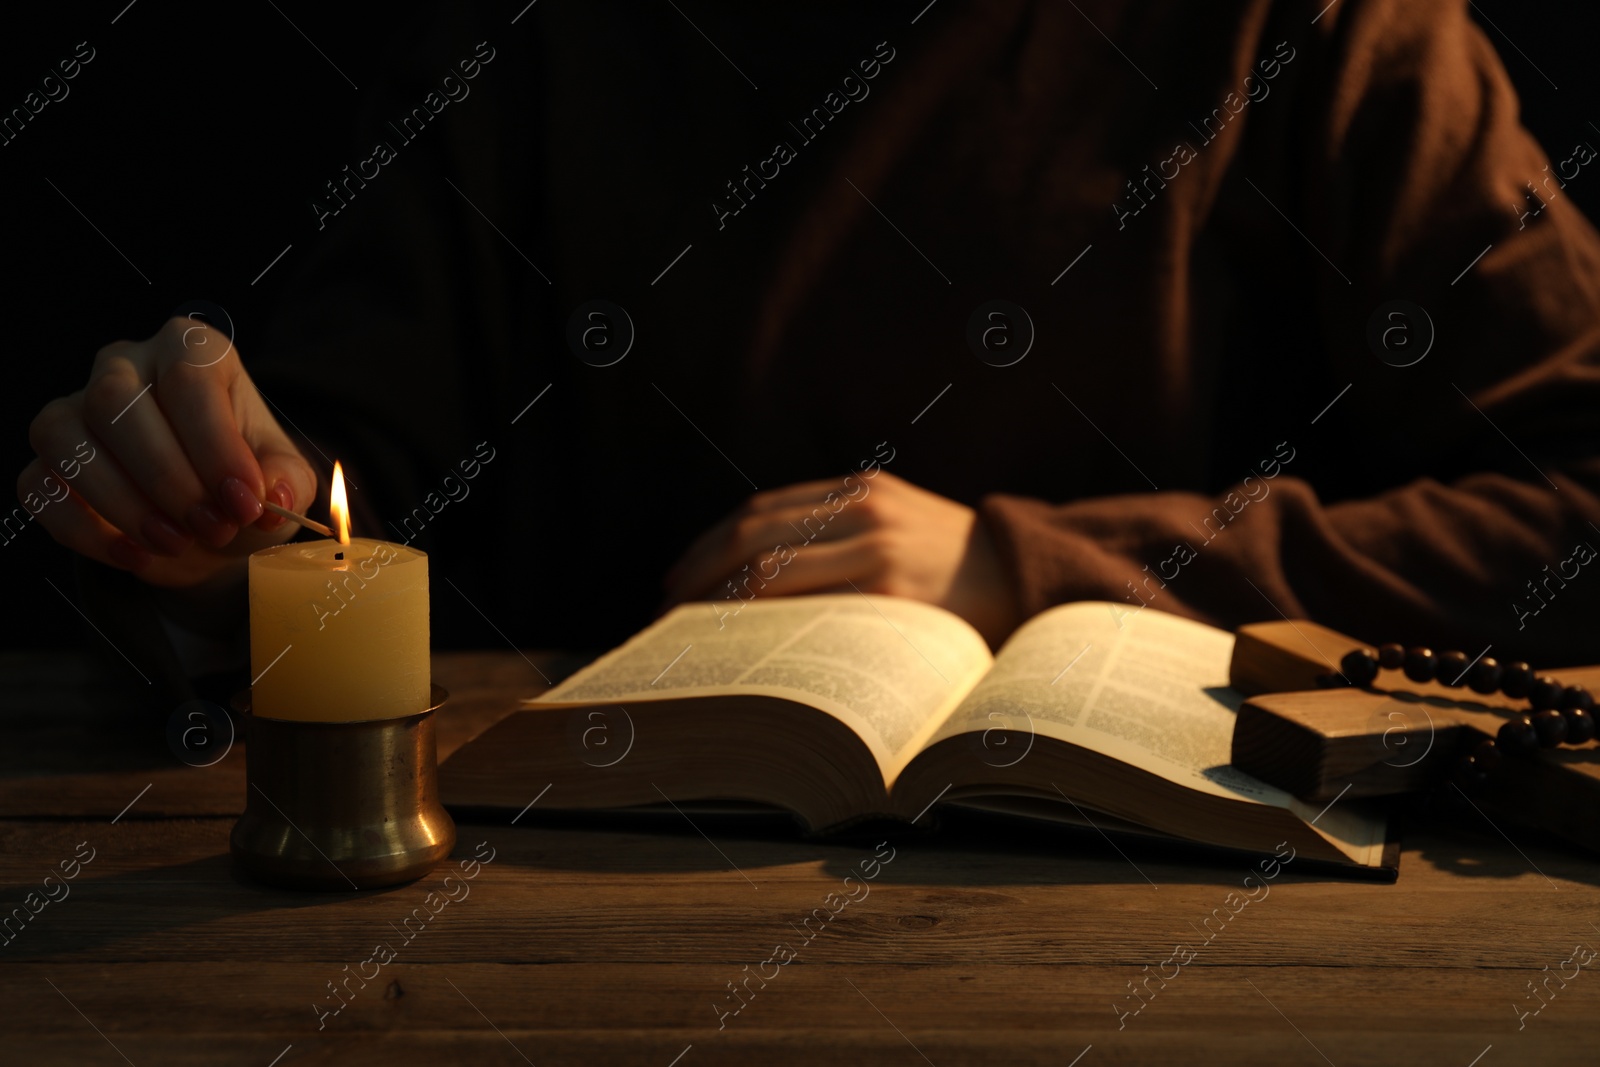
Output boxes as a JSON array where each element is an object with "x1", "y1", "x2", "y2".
[{"x1": 330, "y1": 462, "x2": 351, "y2": 545}]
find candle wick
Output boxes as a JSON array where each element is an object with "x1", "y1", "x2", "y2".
[{"x1": 335, "y1": 551, "x2": 344, "y2": 561}]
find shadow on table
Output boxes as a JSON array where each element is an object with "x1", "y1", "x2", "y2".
[
  {"x1": 1394, "y1": 799, "x2": 1600, "y2": 885},
  {"x1": 448, "y1": 804, "x2": 1405, "y2": 888},
  {"x1": 0, "y1": 851, "x2": 412, "y2": 961},
  {"x1": 16, "y1": 802, "x2": 1600, "y2": 966},
  {"x1": 452, "y1": 795, "x2": 1600, "y2": 888}
]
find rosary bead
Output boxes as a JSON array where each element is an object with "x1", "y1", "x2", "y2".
[
  {"x1": 1497, "y1": 714, "x2": 1539, "y2": 757},
  {"x1": 1403, "y1": 647, "x2": 1438, "y2": 683},
  {"x1": 1530, "y1": 676, "x2": 1564, "y2": 711},
  {"x1": 1559, "y1": 685, "x2": 1594, "y2": 714},
  {"x1": 1436, "y1": 650, "x2": 1471, "y2": 686},
  {"x1": 1500, "y1": 662, "x2": 1534, "y2": 699},
  {"x1": 1532, "y1": 709, "x2": 1568, "y2": 747},
  {"x1": 1466, "y1": 657, "x2": 1503, "y2": 695},
  {"x1": 1344, "y1": 641, "x2": 1593, "y2": 791},
  {"x1": 1340, "y1": 648, "x2": 1380, "y2": 686},
  {"x1": 1563, "y1": 707, "x2": 1596, "y2": 745}
]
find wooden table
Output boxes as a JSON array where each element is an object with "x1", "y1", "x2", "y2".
[{"x1": 3, "y1": 650, "x2": 1598, "y2": 1065}]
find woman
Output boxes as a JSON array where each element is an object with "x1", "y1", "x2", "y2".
[{"x1": 18, "y1": 0, "x2": 1600, "y2": 690}]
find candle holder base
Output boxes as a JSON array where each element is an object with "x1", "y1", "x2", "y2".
[{"x1": 230, "y1": 685, "x2": 455, "y2": 891}]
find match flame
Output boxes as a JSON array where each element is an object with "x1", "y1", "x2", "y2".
[{"x1": 330, "y1": 462, "x2": 351, "y2": 546}]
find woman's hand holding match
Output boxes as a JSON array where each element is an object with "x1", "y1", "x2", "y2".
[{"x1": 17, "y1": 316, "x2": 317, "y2": 589}]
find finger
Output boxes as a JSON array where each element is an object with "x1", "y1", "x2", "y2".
[
  {"x1": 80, "y1": 353, "x2": 206, "y2": 552},
  {"x1": 735, "y1": 536, "x2": 888, "y2": 599},
  {"x1": 18, "y1": 458, "x2": 152, "y2": 573},
  {"x1": 665, "y1": 500, "x2": 873, "y2": 603},
  {"x1": 149, "y1": 318, "x2": 266, "y2": 527},
  {"x1": 742, "y1": 477, "x2": 863, "y2": 514},
  {"x1": 666, "y1": 496, "x2": 871, "y2": 598},
  {"x1": 664, "y1": 476, "x2": 878, "y2": 587},
  {"x1": 748, "y1": 537, "x2": 889, "y2": 598},
  {"x1": 237, "y1": 377, "x2": 318, "y2": 532},
  {"x1": 42, "y1": 428, "x2": 196, "y2": 558},
  {"x1": 31, "y1": 392, "x2": 219, "y2": 555}
]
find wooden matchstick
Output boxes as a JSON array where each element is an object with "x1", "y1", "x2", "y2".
[{"x1": 262, "y1": 501, "x2": 334, "y2": 537}]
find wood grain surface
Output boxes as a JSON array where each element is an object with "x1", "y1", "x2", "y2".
[{"x1": 3, "y1": 651, "x2": 1598, "y2": 1065}]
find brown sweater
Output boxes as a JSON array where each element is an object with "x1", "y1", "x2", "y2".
[{"x1": 251, "y1": 0, "x2": 1600, "y2": 662}]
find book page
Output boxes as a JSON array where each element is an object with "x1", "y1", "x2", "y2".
[
  {"x1": 927, "y1": 602, "x2": 1378, "y2": 850},
  {"x1": 531, "y1": 595, "x2": 993, "y2": 771}
]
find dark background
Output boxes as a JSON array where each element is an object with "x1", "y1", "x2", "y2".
[{"x1": 2, "y1": 0, "x2": 1598, "y2": 649}]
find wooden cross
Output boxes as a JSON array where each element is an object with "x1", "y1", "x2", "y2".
[{"x1": 1227, "y1": 620, "x2": 1600, "y2": 854}]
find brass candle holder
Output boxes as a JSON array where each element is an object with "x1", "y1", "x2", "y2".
[{"x1": 230, "y1": 685, "x2": 456, "y2": 890}]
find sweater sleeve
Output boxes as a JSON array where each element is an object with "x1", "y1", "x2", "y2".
[{"x1": 980, "y1": 0, "x2": 1600, "y2": 665}]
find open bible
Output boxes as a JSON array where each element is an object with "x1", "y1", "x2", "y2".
[{"x1": 439, "y1": 595, "x2": 1396, "y2": 874}]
